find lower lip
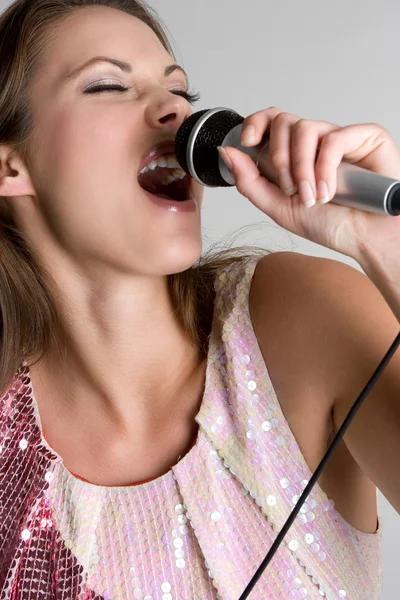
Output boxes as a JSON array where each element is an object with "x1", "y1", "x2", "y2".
[{"x1": 142, "y1": 189, "x2": 197, "y2": 213}]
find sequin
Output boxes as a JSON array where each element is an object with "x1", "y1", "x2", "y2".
[
  {"x1": 0, "y1": 257, "x2": 382, "y2": 599},
  {"x1": 305, "y1": 534, "x2": 314, "y2": 544}
]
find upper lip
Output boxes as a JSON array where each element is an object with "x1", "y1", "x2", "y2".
[{"x1": 138, "y1": 140, "x2": 177, "y2": 175}]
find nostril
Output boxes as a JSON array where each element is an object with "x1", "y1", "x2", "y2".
[{"x1": 159, "y1": 113, "x2": 176, "y2": 124}]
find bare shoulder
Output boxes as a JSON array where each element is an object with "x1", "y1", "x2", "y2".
[
  {"x1": 249, "y1": 251, "x2": 341, "y2": 414},
  {"x1": 249, "y1": 248, "x2": 399, "y2": 408},
  {"x1": 248, "y1": 250, "x2": 381, "y2": 533}
]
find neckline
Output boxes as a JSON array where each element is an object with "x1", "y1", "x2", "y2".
[{"x1": 23, "y1": 346, "x2": 212, "y2": 491}]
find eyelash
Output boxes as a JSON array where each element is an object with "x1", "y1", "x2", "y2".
[{"x1": 84, "y1": 84, "x2": 201, "y2": 105}]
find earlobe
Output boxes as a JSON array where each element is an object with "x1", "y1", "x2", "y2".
[{"x1": 0, "y1": 147, "x2": 35, "y2": 198}]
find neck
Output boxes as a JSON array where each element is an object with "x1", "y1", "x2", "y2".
[{"x1": 29, "y1": 270, "x2": 204, "y2": 438}]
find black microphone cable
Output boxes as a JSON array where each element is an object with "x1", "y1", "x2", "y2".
[{"x1": 237, "y1": 330, "x2": 400, "y2": 599}]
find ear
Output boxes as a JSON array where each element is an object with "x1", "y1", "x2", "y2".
[{"x1": 0, "y1": 145, "x2": 36, "y2": 198}]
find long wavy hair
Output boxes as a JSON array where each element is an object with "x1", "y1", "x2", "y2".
[{"x1": 0, "y1": 0, "x2": 272, "y2": 396}]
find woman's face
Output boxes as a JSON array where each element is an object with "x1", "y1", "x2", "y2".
[{"x1": 21, "y1": 5, "x2": 204, "y2": 276}]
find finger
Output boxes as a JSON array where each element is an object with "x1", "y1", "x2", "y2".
[
  {"x1": 268, "y1": 112, "x2": 301, "y2": 196},
  {"x1": 291, "y1": 120, "x2": 339, "y2": 206},
  {"x1": 314, "y1": 131, "x2": 345, "y2": 204},
  {"x1": 218, "y1": 145, "x2": 286, "y2": 211},
  {"x1": 315, "y1": 125, "x2": 391, "y2": 203},
  {"x1": 240, "y1": 107, "x2": 283, "y2": 147}
]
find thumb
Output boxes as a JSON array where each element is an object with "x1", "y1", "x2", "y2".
[{"x1": 217, "y1": 146, "x2": 283, "y2": 207}]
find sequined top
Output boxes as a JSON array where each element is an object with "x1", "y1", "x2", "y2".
[{"x1": 0, "y1": 256, "x2": 382, "y2": 600}]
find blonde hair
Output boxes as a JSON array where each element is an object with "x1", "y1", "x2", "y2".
[{"x1": 0, "y1": 0, "x2": 272, "y2": 395}]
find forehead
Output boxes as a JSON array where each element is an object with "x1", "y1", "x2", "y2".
[{"x1": 40, "y1": 5, "x2": 171, "y2": 79}]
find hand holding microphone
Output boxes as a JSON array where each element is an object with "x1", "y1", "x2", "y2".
[{"x1": 175, "y1": 107, "x2": 400, "y2": 264}]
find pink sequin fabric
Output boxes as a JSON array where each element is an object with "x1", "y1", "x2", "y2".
[{"x1": 0, "y1": 256, "x2": 382, "y2": 599}]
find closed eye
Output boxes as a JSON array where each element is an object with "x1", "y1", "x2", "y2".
[
  {"x1": 84, "y1": 84, "x2": 200, "y2": 105},
  {"x1": 84, "y1": 83, "x2": 131, "y2": 94}
]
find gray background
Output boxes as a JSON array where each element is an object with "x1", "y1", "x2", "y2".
[
  {"x1": 1, "y1": 0, "x2": 399, "y2": 597},
  {"x1": 150, "y1": 1, "x2": 400, "y2": 598}
]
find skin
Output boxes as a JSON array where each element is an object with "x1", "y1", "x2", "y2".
[{"x1": 0, "y1": 5, "x2": 206, "y2": 482}]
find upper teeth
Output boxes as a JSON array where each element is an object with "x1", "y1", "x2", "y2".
[{"x1": 139, "y1": 154, "x2": 182, "y2": 174}]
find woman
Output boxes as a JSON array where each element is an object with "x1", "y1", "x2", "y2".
[{"x1": 0, "y1": 0, "x2": 399, "y2": 598}]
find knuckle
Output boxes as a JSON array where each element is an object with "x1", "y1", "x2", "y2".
[
  {"x1": 247, "y1": 106, "x2": 280, "y2": 121},
  {"x1": 371, "y1": 122, "x2": 386, "y2": 132},
  {"x1": 324, "y1": 129, "x2": 340, "y2": 141},
  {"x1": 233, "y1": 174, "x2": 248, "y2": 195},
  {"x1": 236, "y1": 183, "x2": 249, "y2": 199},
  {"x1": 291, "y1": 158, "x2": 312, "y2": 180},
  {"x1": 260, "y1": 106, "x2": 283, "y2": 120},
  {"x1": 374, "y1": 123, "x2": 391, "y2": 140},
  {"x1": 274, "y1": 111, "x2": 295, "y2": 124},
  {"x1": 293, "y1": 118, "x2": 309, "y2": 132},
  {"x1": 269, "y1": 147, "x2": 289, "y2": 170},
  {"x1": 242, "y1": 115, "x2": 256, "y2": 128},
  {"x1": 291, "y1": 155, "x2": 308, "y2": 170},
  {"x1": 272, "y1": 111, "x2": 289, "y2": 124}
]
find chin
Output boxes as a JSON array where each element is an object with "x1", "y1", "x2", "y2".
[{"x1": 158, "y1": 239, "x2": 203, "y2": 275}]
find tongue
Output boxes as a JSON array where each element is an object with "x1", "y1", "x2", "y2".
[
  {"x1": 139, "y1": 167, "x2": 183, "y2": 201},
  {"x1": 140, "y1": 165, "x2": 170, "y2": 184},
  {"x1": 154, "y1": 192, "x2": 179, "y2": 201}
]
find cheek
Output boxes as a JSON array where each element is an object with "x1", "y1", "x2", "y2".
[
  {"x1": 29, "y1": 108, "x2": 135, "y2": 249},
  {"x1": 48, "y1": 108, "x2": 130, "y2": 187},
  {"x1": 35, "y1": 106, "x2": 136, "y2": 223}
]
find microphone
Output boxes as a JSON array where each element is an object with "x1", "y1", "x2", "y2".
[{"x1": 175, "y1": 107, "x2": 400, "y2": 216}]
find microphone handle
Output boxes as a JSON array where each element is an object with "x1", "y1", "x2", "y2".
[{"x1": 219, "y1": 124, "x2": 400, "y2": 216}]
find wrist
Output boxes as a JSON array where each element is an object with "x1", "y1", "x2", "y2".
[
  {"x1": 356, "y1": 240, "x2": 400, "y2": 323},
  {"x1": 356, "y1": 239, "x2": 396, "y2": 279}
]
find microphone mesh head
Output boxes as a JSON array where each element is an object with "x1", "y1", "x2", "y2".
[{"x1": 175, "y1": 109, "x2": 244, "y2": 187}]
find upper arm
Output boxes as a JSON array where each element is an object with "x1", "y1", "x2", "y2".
[
  {"x1": 324, "y1": 256, "x2": 400, "y2": 514},
  {"x1": 252, "y1": 250, "x2": 400, "y2": 514}
]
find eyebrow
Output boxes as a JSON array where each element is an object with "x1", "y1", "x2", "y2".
[{"x1": 65, "y1": 56, "x2": 189, "y2": 88}]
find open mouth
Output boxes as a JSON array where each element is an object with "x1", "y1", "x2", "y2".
[{"x1": 137, "y1": 157, "x2": 192, "y2": 202}]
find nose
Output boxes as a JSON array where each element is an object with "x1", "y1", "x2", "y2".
[{"x1": 144, "y1": 90, "x2": 191, "y2": 133}]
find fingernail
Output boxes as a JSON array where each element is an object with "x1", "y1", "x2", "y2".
[
  {"x1": 241, "y1": 125, "x2": 256, "y2": 146},
  {"x1": 278, "y1": 169, "x2": 297, "y2": 196},
  {"x1": 217, "y1": 146, "x2": 233, "y2": 170},
  {"x1": 317, "y1": 180, "x2": 330, "y2": 204},
  {"x1": 300, "y1": 181, "x2": 316, "y2": 208}
]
